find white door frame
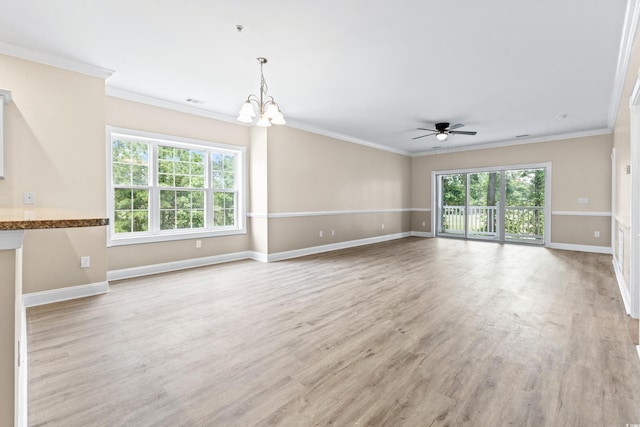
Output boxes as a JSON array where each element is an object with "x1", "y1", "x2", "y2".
[
  {"x1": 431, "y1": 162, "x2": 552, "y2": 245},
  {"x1": 628, "y1": 75, "x2": 640, "y2": 320}
]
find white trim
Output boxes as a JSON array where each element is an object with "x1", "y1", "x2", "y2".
[
  {"x1": 0, "y1": 41, "x2": 114, "y2": 79},
  {"x1": 266, "y1": 232, "x2": 411, "y2": 262},
  {"x1": 23, "y1": 281, "x2": 109, "y2": 308},
  {"x1": 546, "y1": 242, "x2": 613, "y2": 254},
  {"x1": 17, "y1": 304, "x2": 26, "y2": 427},
  {"x1": 106, "y1": 88, "x2": 239, "y2": 125},
  {"x1": 610, "y1": 0, "x2": 640, "y2": 127},
  {"x1": 629, "y1": 73, "x2": 640, "y2": 319},
  {"x1": 247, "y1": 208, "x2": 415, "y2": 219},
  {"x1": 107, "y1": 251, "x2": 256, "y2": 281},
  {"x1": 412, "y1": 128, "x2": 612, "y2": 157},
  {"x1": 613, "y1": 259, "x2": 632, "y2": 315},
  {"x1": 285, "y1": 121, "x2": 411, "y2": 156},
  {"x1": 410, "y1": 231, "x2": 433, "y2": 238},
  {"x1": 411, "y1": 208, "x2": 431, "y2": 212},
  {"x1": 551, "y1": 211, "x2": 612, "y2": 217}
]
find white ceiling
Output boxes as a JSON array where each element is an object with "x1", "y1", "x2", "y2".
[{"x1": 0, "y1": 0, "x2": 633, "y2": 154}]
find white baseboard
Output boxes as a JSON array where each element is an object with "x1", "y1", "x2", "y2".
[
  {"x1": 266, "y1": 232, "x2": 411, "y2": 262},
  {"x1": 612, "y1": 259, "x2": 632, "y2": 315},
  {"x1": 23, "y1": 281, "x2": 109, "y2": 308},
  {"x1": 410, "y1": 231, "x2": 433, "y2": 238},
  {"x1": 546, "y1": 242, "x2": 613, "y2": 254},
  {"x1": 107, "y1": 251, "x2": 257, "y2": 281}
]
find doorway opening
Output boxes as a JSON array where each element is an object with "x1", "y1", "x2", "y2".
[{"x1": 434, "y1": 165, "x2": 549, "y2": 245}]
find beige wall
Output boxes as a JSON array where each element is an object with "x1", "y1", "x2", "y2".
[
  {"x1": 105, "y1": 97, "x2": 251, "y2": 271},
  {"x1": 263, "y1": 126, "x2": 412, "y2": 253},
  {"x1": 411, "y1": 134, "x2": 613, "y2": 247},
  {"x1": 0, "y1": 54, "x2": 108, "y2": 293},
  {"x1": 612, "y1": 22, "x2": 640, "y2": 290}
]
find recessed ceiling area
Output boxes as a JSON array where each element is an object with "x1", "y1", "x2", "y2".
[{"x1": 0, "y1": 0, "x2": 631, "y2": 154}]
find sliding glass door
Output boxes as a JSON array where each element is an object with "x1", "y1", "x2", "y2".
[{"x1": 436, "y1": 166, "x2": 546, "y2": 245}]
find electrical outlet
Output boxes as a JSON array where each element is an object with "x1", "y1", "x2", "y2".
[
  {"x1": 23, "y1": 192, "x2": 35, "y2": 205},
  {"x1": 578, "y1": 197, "x2": 589, "y2": 204},
  {"x1": 319, "y1": 230, "x2": 323, "y2": 237},
  {"x1": 196, "y1": 240, "x2": 202, "y2": 248},
  {"x1": 594, "y1": 231, "x2": 600, "y2": 238},
  {"x1": 381, "y1": 224, "x2": 385, "y2": 229},
  {"x1": 80, "y1": 256, "x2": 90, "y2": 268},
  {"x1": 422, "y1": 221, "x2": 426, "y2": 227},
  {"x1": 331, "y1": 230, "x2": 335, "y2": 236}
]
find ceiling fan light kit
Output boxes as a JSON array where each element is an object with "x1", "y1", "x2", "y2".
[
  {"x1": 413, "y1": 122, "x2": 478, "y2": 141},
  {"x1": 237, "y1": 57, "x2": 286, "y2": 127}
]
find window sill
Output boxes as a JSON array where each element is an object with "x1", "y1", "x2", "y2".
[{"x1": 107, "y1": 227, "x2": 246, "y2": 247}]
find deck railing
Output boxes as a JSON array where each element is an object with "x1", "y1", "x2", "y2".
[{"x1": 441, "y1": 205, "x2": 544, "y2": 242}]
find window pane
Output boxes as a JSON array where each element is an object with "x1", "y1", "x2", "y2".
[
  {"x1": 131, "y1": 165, "x2": 148, "y2": 186},
  {"x1": 224, "y1": 209, "x2": 235, "y2": 226},
  {"x1": 213, "y1": 191, "x2": 235, "y2": 227},
  {"x1": 160, "y1": 210, "x2": 176, "y2": 230},
  {"x1": 158, "y1": 159, "x2": 173, "y2": 174},
  {"x1": 192, "y1": 210, "x2": 205, "y2": 228},
  {"x1": 160, "y1": 190, "x2": 175, "y2": 209},
  {"x1": 114, "y1": 188, "x2": 132, "y2": 210},
  {"x1": 113, "y1": 188, "x2": 149, "y2": 234},
  {"x1": 112, "y1": 164, "x2": 131, "y2": 185},
  {"x1": 212, "y1": 171, "x2": 224, "y2": 188},
  {"x1": 158, "y1": 173, "x2": 174, "y2": 187},
  {"x1": 177, "y1": 210, "x2": 191, "y2": 229},
  {"x1": 158, "y1": 145, "x2": 205, "y2": 189},
  {"x1": 132, "y1": 211, "x2": 148, "y2": 232},
  {"x1": 224, "y1": 172, "x2": 234, "y2": 188},
  {"x1": 211, "y1": 153, "x2": 236, "y2": 190},
  {"x1": 224, "y1": 192, "x2": 235, "y2": 209},
  {"x1": 112, "y1": 140, "x2": 149, "y2": 186}
]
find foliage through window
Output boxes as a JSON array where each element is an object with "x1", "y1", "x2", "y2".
[{"x1": 108, "y1": 128, "x2": 245, "y2": 245}]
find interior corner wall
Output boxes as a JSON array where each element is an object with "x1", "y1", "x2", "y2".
[
  {"x1": 248, "y1": 126, "x2": 268, "y2": 254},
  {"x1": 0, "y1": 54, "x2": 108, "y2": 293},
  {"x1": 411, "y1": 134, "x2": 613, "y2": 249},
  {"x1": 105, "y1": 96, "x2": 251, "y2": 271},
  {"x1": 263, "y1": 126, "x2": 412, "y2": 254},
  {"x1": 613, "y1": 20, "x2": 640, "y2": 292}
]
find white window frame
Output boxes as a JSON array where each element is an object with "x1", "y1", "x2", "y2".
[{"x1": 106, "y1": 126, "x2": 246, "y2": 247}]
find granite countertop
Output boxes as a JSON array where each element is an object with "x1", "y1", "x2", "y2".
[{"x1": 0, "y1": 208, "x2": 109, "y2": 230}]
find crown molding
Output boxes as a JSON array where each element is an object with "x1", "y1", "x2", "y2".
[
  {"x1": 106, "y1": 87, "x2": 242, "y2": 125},
  {"x1": 411, "y1": 128, "x2": 612, "y2": 157},
  {"x1": 284, "y1": 121, "x2": 411, "y2": 156},
  {"x1": 608, "y1": 0, "x2": 640, "y2": 128},
  {"x1": 0, "y1": 41, "x2": 114, "y2": 79}
]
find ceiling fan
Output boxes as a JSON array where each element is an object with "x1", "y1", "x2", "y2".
[{"x1": 412, "y1": 122, "x2": 477, "y2": 141}]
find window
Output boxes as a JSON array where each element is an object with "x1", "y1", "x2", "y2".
[{"x1": 108, "y1": 127, "x2": 246, "y2": 246}]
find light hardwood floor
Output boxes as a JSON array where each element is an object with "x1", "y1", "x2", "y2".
[{"x1": 27, "y1": 238, "x2": 640, "y2": 426}]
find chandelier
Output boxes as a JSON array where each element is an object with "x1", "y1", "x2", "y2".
[{"x1": 237, "y1": 57, "x2": 286, "y2": 127}]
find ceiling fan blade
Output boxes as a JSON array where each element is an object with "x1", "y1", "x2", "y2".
[
  {"x1": 412, "y1": 133, "x2": 437, "y2": 140},
  {"x1": 449, "y1": 130, "x2": 477, "y2": 135},
  {"x1": 448, "y1": 123, "x2": 464, "y2": 131},
  {"x1": 417, "y1": 128, "x2": 438, "y2": 132}
]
